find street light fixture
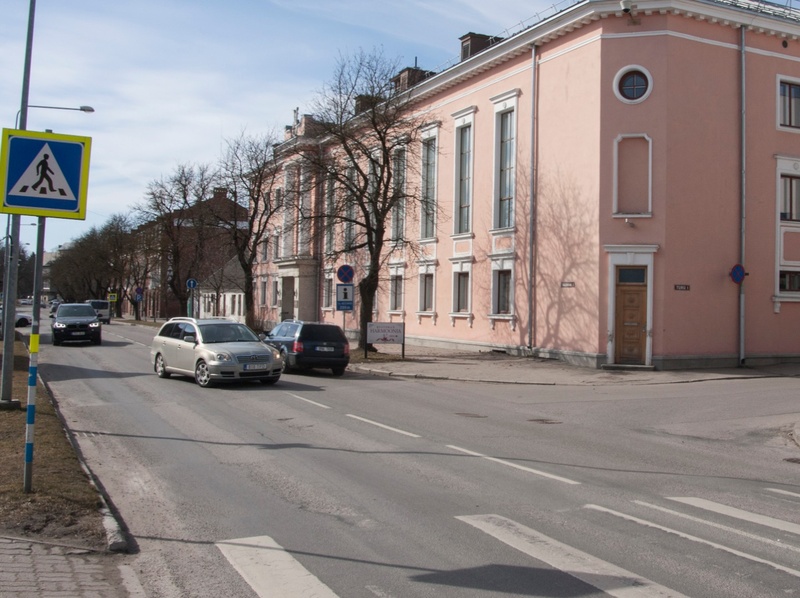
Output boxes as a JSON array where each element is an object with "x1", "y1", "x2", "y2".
[{"x1": 15, "y1": 104, "x2": 95, "y2": 128}]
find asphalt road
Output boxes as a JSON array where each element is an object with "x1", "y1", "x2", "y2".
[{"x1": 36, "y1": 321, "x2": 800, "y2": 597}]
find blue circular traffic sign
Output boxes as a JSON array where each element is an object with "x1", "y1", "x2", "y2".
[
  {"x1": 186, "y1": 278, "x2": 198, "y2": 289},
  {"x1": 730, "y1": 264, "x2": 746, "y2": 285},
  {"x1": 337, "y1": 265, "x2": 355, "y2": 283}
]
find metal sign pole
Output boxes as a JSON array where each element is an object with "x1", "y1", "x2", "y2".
[{"x1": 23, "y1": 216, "x2": 45, "y2": 492}]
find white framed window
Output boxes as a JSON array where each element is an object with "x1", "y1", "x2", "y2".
[
  {"x1": 452, "y1": 106, "x2": 476, "y2": 235},
  {"x1": 392, "y1": 148, "x2": 406, "y2": 243},
  {"x1": 271, "y1": 279, "x2": 280, "y2": 307},
  {"x1": 613, "y1": 65, "x2": 653, "y2": 105},
  {"x1": 775, "y1": 156, "x2": 800, "y2": 303},
  {"x1": 779, "y1": 76, "x2": 800, "y2": 130},
  {"x1": 323, "y1": 276, "x2": 333, "y2": 309},
  {"x1": 419, "y1": 273, "x2": 434, "y2": 312},
  {"x1": 449, "y1": 256, "x2": 474, "y2": 326},
  {"x1": 260, "y1": 280, "x2": 267, "y2": 306},
  {"x1": 325, "y1": 176, "x2": 335, "y2": 253},
  {"x1": 491, "y1": 90, "x2": 519, "y2": 230},
  {"x1": 421, "y1": 124, "x2": 439, "y2": 239},
  {"x1": 390, "y1": 275, "x2": 403, "y2": 311}
]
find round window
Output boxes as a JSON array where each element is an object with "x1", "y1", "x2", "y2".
[{"x1": 613, "y1": 66, "x2": 653, "y2": 104}]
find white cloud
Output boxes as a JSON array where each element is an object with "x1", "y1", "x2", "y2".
[{"x1": 2, "y1": 0, "x2": 564, "y2": 251}]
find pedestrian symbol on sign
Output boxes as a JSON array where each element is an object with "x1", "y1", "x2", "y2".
[{"x1": 12, "y1": 144, "x2": 74, "y2": 200}]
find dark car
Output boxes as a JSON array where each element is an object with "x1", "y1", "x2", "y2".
[
  {"x1": 50, "y1": 303, "x2": 102, "y2": 346},
  {"x1": 265, "y1": 320, "x2": 350, "y2": 376}
]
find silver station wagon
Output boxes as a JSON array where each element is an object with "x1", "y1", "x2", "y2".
[{"x1": 150, "y1": 317, "x2": 283, "y2": 387}]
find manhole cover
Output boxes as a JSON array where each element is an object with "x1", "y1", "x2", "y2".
[
  {"x1": 455, "y1": 413, "x2": 488, "y2": 418},
  {"x1": 784, "y1": 458, "x2": 800, "y2": 464},
  {"x1": 528, "y1": 418, "x2": 562, "y2": 424}
]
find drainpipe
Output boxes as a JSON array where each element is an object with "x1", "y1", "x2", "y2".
[
  {"x1": 527, "y1": 44, "x2": 538, "y2": 352},
  {"x1": 739, "y1": 27, "x2": 747, "y2": 366}
]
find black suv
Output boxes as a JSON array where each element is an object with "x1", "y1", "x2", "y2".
[
  {"x1": 265, "y1": 320, "x2": 350, "y2": 376},
  {"x1": 50, "y1": 303, "x2": 102, "y2": 346}
]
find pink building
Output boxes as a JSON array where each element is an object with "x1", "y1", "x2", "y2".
[{"x1": 255, "y1": 0, "x2": 800, "y2": 369}]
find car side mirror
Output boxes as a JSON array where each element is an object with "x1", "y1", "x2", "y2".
[
  {"x1": 183, "y1": 335, "x2": 196, "y2": 343},
  {"x1": 49, "y1": 314, "x2": 54, "y2": 318}
]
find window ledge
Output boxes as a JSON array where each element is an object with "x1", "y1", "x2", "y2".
[
  {"x1": 451, "y1": 232, "x2": 475, "y2": 240},
  {"x1": 388, "y1": 310, "x2": 405, "y2": 317},
  {"x1": 449, "y1": 312, "x2": 474, "y2": 327},
  {"x1": 488, "y1": 313, "x2": 516, "y2": 330},
  {"x1": 490, "y1": 226, "x2": 515, "y2": 235},
  {"x1": 416, "y1": 311, "x2": 437, "y2": 325},
  {"x1": 613, "y1": 213, "x2": 651, "y2": 219}
]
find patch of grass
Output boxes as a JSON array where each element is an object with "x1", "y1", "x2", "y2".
[{"x1": 0, "y1": 336, "x2": 107, "y2": 550}]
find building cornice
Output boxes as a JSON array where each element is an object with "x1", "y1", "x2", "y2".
[{"x1": 408, "y1": 0, "x2": 800, "y2": 103}]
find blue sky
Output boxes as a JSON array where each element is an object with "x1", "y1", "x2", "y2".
[{"x1": 1, "y1": 0, "x2": 572, "y2": 253}]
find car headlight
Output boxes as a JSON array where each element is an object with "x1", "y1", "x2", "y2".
[
  {"x1": 270, "y1": 347, "x2": 281, "y2": 360},
  {"x1": 89, "y1": 322, "x2": 101, "y2": 328},
  {"x1": 52, "y1": 322, "x2": 66, "y2": 329},
  {"x1": 215, "y1": 352, "x2": 233, "y2": 362}
]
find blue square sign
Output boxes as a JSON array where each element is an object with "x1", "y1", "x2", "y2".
[{"x1": 0, "y1": 128, "x2": 92, "y2": 220}]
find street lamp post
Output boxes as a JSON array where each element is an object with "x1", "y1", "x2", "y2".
[{"x1": 15, "y1": 104, "x2": 95, "y2": 129}]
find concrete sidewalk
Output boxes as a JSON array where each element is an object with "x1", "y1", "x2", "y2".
[{"x1": 349, "y1": 344, "x2": 800, "y2": 386}]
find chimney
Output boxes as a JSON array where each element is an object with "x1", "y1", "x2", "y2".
[
  {"x1": 391, "y1": 66, "x2": 434, "y2": 92},
  {"x1": 460, "y1": 32, "x2": 502, "y2": 61}
]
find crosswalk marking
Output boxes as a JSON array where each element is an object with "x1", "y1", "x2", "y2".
[
  {"x1": 666, "y1": 497, "x2": 800, "y2": 536},
  {"x1": 635, "y1": 500, "x2": 800, "y2": 554},
  {"x1": 457, "y1": 514, "x2": 688, "y2": 597},
  {"x1": 216, "y1": 535, "x2": 339, "y2": 598},
  {"x1": 585, "y1": 504, "x2": 800, "y2": 579}
]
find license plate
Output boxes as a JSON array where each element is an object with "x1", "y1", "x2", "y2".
[
  {"x1": 244, "y1": 363, "x2": 268, "y2": 370},
  {"x1": 71, "y1": 331, "x2": 86, "y2": 336},
  {"x1": 316, "y1": 346, "x2": 334, "y2": 352}
]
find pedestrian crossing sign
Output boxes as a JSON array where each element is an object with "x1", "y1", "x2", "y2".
[{"x1": 0, "y1": 128, "x2": 91, "y2": 219}]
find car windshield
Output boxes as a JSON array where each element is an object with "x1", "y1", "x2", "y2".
[
  {"x1": 57, "y1": 305, "x2": 96, "y2": 317},
  {"x1": 199, "y1": 323, "x2": 259, "y2": 343}
]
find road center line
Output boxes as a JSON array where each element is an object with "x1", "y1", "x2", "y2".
[
  {"x1": 457, "y1": 514, "x2": 686, "y2": 597},
  {"x1": 285, "y1": 392, "x2": 331, "y2": 409},
  {"x1": 217, "y1": 535, "x2": 339, "y2": 597},
  {"x1": 666, "y1": 496, "x2": 800, "y2": 536},
  {"x1": 447, "y1": 445, "x2": 580, "y2": 485},
  {"x1": 585, "y1": 504, "x2": 800, "y2": 579},
  {"x1": 345, "y1": 415, "x2": 420, "y2": 437}
]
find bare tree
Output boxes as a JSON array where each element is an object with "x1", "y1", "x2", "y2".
[
  {"x1": 292, "y1": 47, "x2": 433, "y2": 349},
  {"x1": 135, "y1": 163, "x2": 219, "y2": 316},
  {"x1": 213, "y1": 132, "x2": 283, "y2": 328}
]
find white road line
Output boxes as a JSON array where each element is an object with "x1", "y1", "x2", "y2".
[
  {"x1": 634, "y1": 500, "x2": 800, "y2": 554},
  {"x1": 666, "y1": 497, "x2": 800, "y2": 536},
  {"x1": 457, "y1": 514, "x2": 687, "y2": 597},
  {"x1": 447, "y1": 445, "x2": 580, "y2": 485},
  {"x1": 345, "y1": 414, "x2": 421, "y2": 437},
  {"x1": 285, "y1": 392, "x2": 331, "y2": 409},
  {"x1": 766, "y1": 488, "x2": 800, "y2": 499},
  {"x1": 216, "y1": 535, "x2": 339, "y2": 598},
  {"x1": 585, "y1": 504, "x2": 800, "y2": 579}
]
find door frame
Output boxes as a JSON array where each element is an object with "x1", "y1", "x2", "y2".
[{"x1": 604, "y1": 244, "x2": 658, "y2": 366}]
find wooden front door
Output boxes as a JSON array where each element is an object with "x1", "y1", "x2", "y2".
[{"x1": 615, "y1": 267, "x2": 647, "y2": 365}]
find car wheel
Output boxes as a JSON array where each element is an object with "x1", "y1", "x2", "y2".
[
  {"x1": 280, "y1": 351, "x2": 290, "y2": 373},
  {"x1": 154, "y1": 354, "x2": 171, "y2": 378},
  {"x1": 92, "y1": 335, "x2": 102, "y2": 346},
  {"x1": 52, "y1": 337, "x2": 61, "y2": 346},
  {"x1": 195, "y1": 359, "x2": 213, "y2": 387},
  {"x1": 332, "y1": 367, "x2": 345, "y2": 377}
]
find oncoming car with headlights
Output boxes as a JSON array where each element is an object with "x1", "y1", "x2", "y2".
[{"x1": 150, "y1": 317, "x2": 283, "y2": 387}]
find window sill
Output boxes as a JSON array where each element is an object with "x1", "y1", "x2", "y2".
[
  {"x1": 450, "y1": 232, "x2": 475, "y2": 240},
  {"x1": 488, "y1": 313, "x2": 516, "y2": 330},
  {"x1": 449, "y1": 312, "x2": 474, "y2": 327},
  {"x1": 419, "y1": 237, "x2": 438, "y2": 245},
  {"x1": 416, "y1": 311, "x2": 437, "y2": 325},
  {"x1": 490, "y1": 226, "x2": 515, "y2": 235},
  {"x1": 613, "y1": 213, "x2": 651, "y2": 218}
]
